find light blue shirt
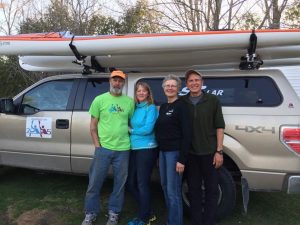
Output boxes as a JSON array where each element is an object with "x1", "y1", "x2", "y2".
[{"x1": 130, "y1": 102, "x2": 158, "y2": 150}]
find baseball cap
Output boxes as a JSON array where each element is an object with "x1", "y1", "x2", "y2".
[
  {"x1": 185, "y1": 69, "x2": 202, "y2": 80},
  {"x1": 111, "y1": 70, "x2": 126, "y2": 79}
]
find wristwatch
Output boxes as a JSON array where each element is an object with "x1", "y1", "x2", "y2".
[{"x1": 215, "y1": 149, "x2": 224, "y2": 155}]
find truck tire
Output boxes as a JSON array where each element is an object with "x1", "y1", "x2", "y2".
[{"x1": 182, "y1": 166, "x2": 236, "y2": 220}]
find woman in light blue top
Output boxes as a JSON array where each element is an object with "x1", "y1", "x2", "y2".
[{"x1": 127, "y1": 82, "x2": 158, "y2": 225}]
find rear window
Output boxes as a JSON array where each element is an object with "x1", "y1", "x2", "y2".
[{"x1": 140, "y1": 76, "x2": 282, "y2": 107}]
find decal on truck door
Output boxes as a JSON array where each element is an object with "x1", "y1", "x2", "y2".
[{"x1": 26, "y1": 117, "x2": 52, "y2": 138}]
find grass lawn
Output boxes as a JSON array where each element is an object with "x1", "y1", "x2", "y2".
[{"x1": 0, "y1": 167, "x2": 299, "y2": 225}]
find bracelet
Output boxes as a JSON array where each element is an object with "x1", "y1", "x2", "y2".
[{"x1": 215, "y1": 149, "x2": 224, "y2": 155}]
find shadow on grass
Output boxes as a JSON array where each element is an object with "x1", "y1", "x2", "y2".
[{"x1": 0, "y1": 167, "x2": 299, "y2": 225}]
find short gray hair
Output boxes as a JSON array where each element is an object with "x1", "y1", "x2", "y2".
[{"x1": 162, "y1": 74, "x2": 181, "y2": 89}]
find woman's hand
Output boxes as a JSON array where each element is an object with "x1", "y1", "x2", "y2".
[{"x1": 176, "y1": 162, "x2": 185, "y2": 174}]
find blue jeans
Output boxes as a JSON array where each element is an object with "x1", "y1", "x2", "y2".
[
  {"x1": 84, "y1": 147, "x2": 130, "y2": 214},
  {"x1": 159, "y1": 151, "x2": 183, "y2": 225},
  {"x1": 126, "y1": 148, "x2": 157, "y2": 221}
]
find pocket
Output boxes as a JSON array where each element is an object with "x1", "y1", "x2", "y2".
[{"x1": 95, "y1": 146, "x2": 102, "y2": 151}]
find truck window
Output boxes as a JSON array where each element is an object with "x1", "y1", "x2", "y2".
[
  {"x1": 204, "y1": 76, "x2": 282, "y2": 106},
  {"x1": 140, "y1": 76, "x2": 282, "y2": 107},
  {"x1": 82, "y1": 78, "x2": 110, "y2": 110},
  {"x1": 21, "y1": 80, "x2": 74, "y2": 113}
]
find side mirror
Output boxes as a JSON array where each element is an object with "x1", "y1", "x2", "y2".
[{"x1": 0, "y1": 98, "x2": 15, "y2": 113}]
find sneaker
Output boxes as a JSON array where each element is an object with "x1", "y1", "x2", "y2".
[
  {"x1": 126, "y1": 216, "x2": 154, "y2": 225},
  {"x1": 126, "y1": 217, "x2": 139, "y2": 225},
  {"x1": 81, "y1": 213, "x2": 97, "y2": 225},
  {"x1": 149, "y1": 214, "x2": 157, "y2": 222},
  {"x1": 106, "y1": 210, "x2": 119, "y2": 225},
  {"x1": 135, "y1": 219, "x2": 149, "y2": 225}
]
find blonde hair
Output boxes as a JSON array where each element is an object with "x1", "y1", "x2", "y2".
[{"x1": 134, "y1": 82, "x2": 154, "y2": 104}]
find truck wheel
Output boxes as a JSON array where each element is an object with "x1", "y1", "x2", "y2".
[{"x1": 182, "y1": 166, "x2": 236, "y2": 220}]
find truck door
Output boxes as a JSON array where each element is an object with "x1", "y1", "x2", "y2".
[
  {"x1": 70, "y1": 77, "x2": 110, "y2": 174},
  {"x1": 0, "y1": 79, "x2": 77, "y2": 172}
]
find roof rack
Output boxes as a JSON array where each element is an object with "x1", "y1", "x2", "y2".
[
  {"x1": 239, "y1": 30, "x2": 263, "y2": 70},
  {"x1": 69, "y1": 35, "x2": 106, "y2": 75}
]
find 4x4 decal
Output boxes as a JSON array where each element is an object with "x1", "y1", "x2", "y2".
[{"x1": 235, "y1": 125, "x2": 275, "y2": 134}]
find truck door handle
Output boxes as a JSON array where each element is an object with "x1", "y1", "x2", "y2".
[{"x1": 56, "y1": 119, "x2": 69, "y2": 129}]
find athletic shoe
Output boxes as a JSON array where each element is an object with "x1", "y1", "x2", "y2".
[
  {"x1": 81, "y1": 213, "x2": 97, "y2": 225},
  {"x1": 126, "y1": 218, "x2": 152, "y2": 225},
  {"x1": 106, "y1": 210, "x2": 119, "y2": 225},
  {"x1": 136, "y1": 219, "x2": 150, "y2": 225},
  {"x1": 126, "y1": 217, "x2": 139, "y2": 225},
  {"x1": 149, "y1": 214, "x2": 157, "y2": 222}
]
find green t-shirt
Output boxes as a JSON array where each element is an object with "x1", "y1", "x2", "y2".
[{"x1": 89, "y1": 92, "x2": 134, "y2": 151}]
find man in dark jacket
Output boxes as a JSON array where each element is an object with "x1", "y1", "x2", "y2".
[{"x1": 182, "y1": 70, "x2": 225, "y2": 225}]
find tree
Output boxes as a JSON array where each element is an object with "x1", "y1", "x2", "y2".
[
  {"x1": 254, "y1": 0, "x2": 289, "y2": 29},
  {"x1": 283, "y1": 0, "x2": 300, "y2": 28},
  {"x1": 152, "y1": 0, "x2": 207, "y2": 31},
  {"x1": 20, "y1": 0, "x2": 74, "y2": 33},
  {"x1": 0, "y1": 56, "x2": 48, "y2": 97},
  {"x1": 0, "y1": 0, "x2": 33, "y2": 35},
  {"x1": 207, "y1": 0, "x2": 223, "y2": 30},
  {"x1": 235, "y1": 11, "x2": 261, "y2": 30},
  {"x1": 0, "y1": 0, "x2": 43, "y2": 98},
  {"x1": 118, "y1": 0, "x2": 162, "y2": 34},
  {"x1": 87, "y1": 15, "x2": 120, "y2": 34},
  {"x1": 66, "y1": 0, "x2": 101, "y2": 34},
  {"x1": 20, "y1": 0, "x2": 119, "y2": 35},
  {"x1": 152, "y1": 0, "x2": 249, "y2": 31},
  {"x1": 269, "y1": 0, "x2": 289, "y2": 28}
]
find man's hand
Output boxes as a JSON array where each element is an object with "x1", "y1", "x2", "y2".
[
  {"x1": 213, "y1": 152, "x2": 223, "y2": 169},
  {"x1": 90, "y1": 116, "x2": 100, "y2": 147}
]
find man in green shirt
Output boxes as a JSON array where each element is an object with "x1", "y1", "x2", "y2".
[
  {"x1": 181, "y1": 70, "x2": 225, "y2": 225},
  {"x1": 82, "y1": 70, "x2": 134, "y2": 225}
]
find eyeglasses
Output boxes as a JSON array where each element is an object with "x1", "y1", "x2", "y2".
[{"x1": 164, "y1": 85, "x2": 177, "y2": 89}]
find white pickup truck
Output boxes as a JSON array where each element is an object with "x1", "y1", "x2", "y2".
[{"x1": 0, "y1": 67, "x2": 300, "y2": 219}]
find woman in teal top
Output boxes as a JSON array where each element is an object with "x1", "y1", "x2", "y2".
[{"x1": 127, "y1": 82, "x2": 158, "y2": 225}]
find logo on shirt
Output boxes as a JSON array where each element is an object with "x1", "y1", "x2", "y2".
[
  {"x1": 166, "y1": 109, "x2": 174, "y2": 116},
  {"x1": 109, "y1": 104, "x2": 124, "y2": 113}
]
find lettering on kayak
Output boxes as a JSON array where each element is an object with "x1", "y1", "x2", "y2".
[{"x1": 0, "y1": 41, "x2": 10, "y2": 46}]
